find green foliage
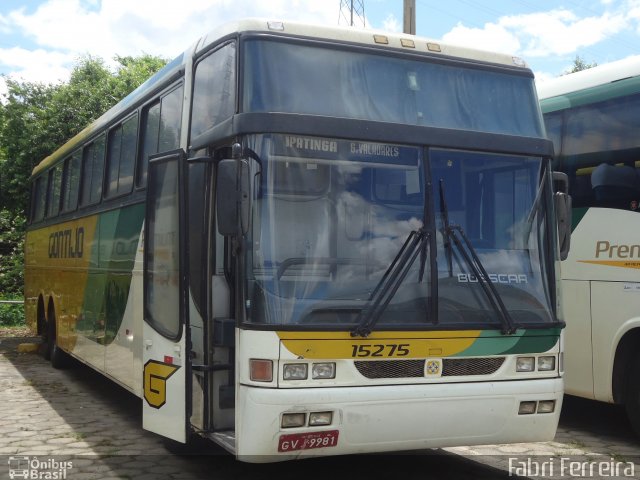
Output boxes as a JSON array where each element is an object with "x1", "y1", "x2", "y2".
[
  {"x1": 563, "y1": 55, "x2": 598, "y2": 75},
  {"x1": 0, "y1": 208, "x2": 24, "y2": 325},
  {"x1": 112, "y1": 54, "x2": 168, "y2": 100},
  {"x1": 0, "y1": 53, "x2": 168, "y2": 303},
  {"x1": 0, "y1": 209, "x2": 24, "y2": 297},
  {"x1": 0, "y1": 301, "x2": 24, "y2": 327},
  {"x1": 44, "y1": 55, "x2": 116, "y2": 152},
  {"x1": 0, "y1": 80, "x2": 56, "y2": 214},
  {"x1": 0, "y1": 53, "x2": 168, "y2": 215}
]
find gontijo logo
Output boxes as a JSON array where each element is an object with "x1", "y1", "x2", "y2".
[
  {"x1": 143, "y1": 360, "x2": 180, "y2": 409},
  {"x1": 48, "y1": 227, "x2": 84, "y2": 259}
]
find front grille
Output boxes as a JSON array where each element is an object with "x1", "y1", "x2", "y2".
[
  {"x1": 354, "y1": 357, "x2": 505, "y2": 379},
  {"x1": 354, "y1": 360, "x2": 424, "y2": 378},
  {"x1": 441, "y1": 357, "x2": 505, "y2": 376}
]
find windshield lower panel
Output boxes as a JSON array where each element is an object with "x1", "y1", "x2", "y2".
[{"x1": 242, "y1": 134, "x2": 555, "y2": 330}]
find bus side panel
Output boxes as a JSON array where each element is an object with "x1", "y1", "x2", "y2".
[
  {"x1": 591, "y1": 281, "x2": 640, "y2": 403},
  {"x1": 24, "y1": 205, "x2": 144, "y2": 392},
  {"x1": 560, "y1": 207, "x2": 640, "y2": 403},
  {"x1": 24, "y1": 216, "x2": 99, "y2": 357},
  {"x1": 561, "y1": 279, "x2": 595, "y2": 399},
  {"x1": 562, "y1": 208, "x2": 640, "y2": 282},
  {"x1": 101, "y1": 205, "x2": 145, "y2": 391}
]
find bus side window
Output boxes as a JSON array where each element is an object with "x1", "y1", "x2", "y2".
[
  {"x1": 80, "y1": 134, "x2": 106, "y2": 207},
  {"x1": 190, "y1": 42, "x2": 236, "y2": 139},
  {"x1": 46, "y1": 164, "x2": 63, "y2": 218},
  {"x1": 137, "y1": 85, "x2": 183, "y2": 187},
  {"x1": 106, "y1": 114, "x2": 138, "y2": 198},
  {"x1": 32, "y1": 176, "x2": 47, "y2": 223},
  {"x1": 62, "y1": 151, "x2": 82, "y2": 212},
  {"x1": 591, "y1": 162, "x2": 640, "y2": 209}
]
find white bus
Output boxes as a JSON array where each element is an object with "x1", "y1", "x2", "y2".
[
  {"x1": 25, "y1": 19, "x2": 569, "y2": 461},
  {"x1": 538, "y1": 56, "x2": 640, "y2": 436}
]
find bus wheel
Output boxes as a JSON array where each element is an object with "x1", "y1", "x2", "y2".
[
  {"x1": 625, "y1": 351, "x2": 640, "y2": 437},
  {"x1": 39, "y1": 303, "x2": 51, "y2": 360},
  {"x1": 47, "y1": 309, "x2": 70, "y2": 369}
]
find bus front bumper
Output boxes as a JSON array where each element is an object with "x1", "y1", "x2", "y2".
[{"x1": 234, "y1": 377, "x2": 563, "y2": 462}]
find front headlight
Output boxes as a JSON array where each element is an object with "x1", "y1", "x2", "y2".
[
  {"x1": 538, "y1": 356, "x2": 556, "y2": 371},
  {"x1": 283, "y1": 363, "x2": 308, "y2": 380},
  {"x1": 312, "y1": 362, "x2": 336, "y2": 379},
  {"x1": 516, "y1": 356, "x2": 535, "y2": 372}
]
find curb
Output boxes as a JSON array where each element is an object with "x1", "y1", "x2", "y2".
[{"x1": 17, "y1": 343, "x2": 40, "y2": 353}]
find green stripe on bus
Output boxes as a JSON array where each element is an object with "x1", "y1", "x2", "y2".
[
  {"x1": 540, "y1": 75, "x2": 640, "y2": 114},
  {"x1": 453, "y1": 328, "x2": 560, "y2": 356},
  {"x1": 79, "y1": 203, "x2": 144, "y2": 346},
  {"x1": 572, "y1": 207, "x2": 588, "y2": 231}
]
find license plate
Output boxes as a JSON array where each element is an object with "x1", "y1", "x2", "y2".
[{"x1": 278, "y1": 430, "x2": 339, "y2": 452}]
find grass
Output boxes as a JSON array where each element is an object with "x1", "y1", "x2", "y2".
[{"x1": 0, "y1": 300, "x2": 25, "y2": 327}]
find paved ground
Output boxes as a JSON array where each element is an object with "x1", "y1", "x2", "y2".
[{"x1": 1, "y1": 334, "x2": 638, "y2": 479}]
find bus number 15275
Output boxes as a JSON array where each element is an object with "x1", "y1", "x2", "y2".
[{"x1": 351, "y1": 344, "x2": 411, "y2": 357}]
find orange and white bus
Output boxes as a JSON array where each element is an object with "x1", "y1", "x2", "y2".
[{"x1": 25, "y1": 19, "x2": 568, "y2": 461}]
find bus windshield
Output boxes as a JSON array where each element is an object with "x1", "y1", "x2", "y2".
[
  {"x1": 243, "y1": 39, "x2": 544, "y2": 138},
  {"x1": 243, "y1": 134, "x2": 556, "y2": 329}
]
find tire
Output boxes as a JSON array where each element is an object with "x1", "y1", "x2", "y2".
[
  {"x1": 47, "y1": 309, "x2": 70, "y2": 370},
  {"x1": 39, "y1": 305, "x2": 51, "y2": 361},
  {"x1": 625, "y1": 351, "x2": 640, "y2": 437}
]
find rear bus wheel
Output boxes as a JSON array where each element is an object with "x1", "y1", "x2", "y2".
[
  {"x1": 39, "y1": 305, "x2": 51, "y2": 361},
  {"x1": 47, "y1": 309, "x2": 70, "y2": 369},
  {"x1": 625, "y1": 352, "x2": 640, "y2": 437}
]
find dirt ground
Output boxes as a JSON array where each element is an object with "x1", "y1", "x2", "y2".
[{"x1": 0, "y1": 325, "x2": 31, "y2": 337}]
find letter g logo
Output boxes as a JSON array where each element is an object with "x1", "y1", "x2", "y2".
[{"x1": 143, "y1": 360, "x2": 180, "y2": 409}]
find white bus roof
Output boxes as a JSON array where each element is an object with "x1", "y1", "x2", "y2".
[
  {"x1": 537, "y1": 55, "x2": 640, "y2": 100},
  {"x1": 195, "y1": 18, "x2": 529, "y2": 69},
  {"x1": 32, "y1": 18, "x2": 530, "y2": 177}
]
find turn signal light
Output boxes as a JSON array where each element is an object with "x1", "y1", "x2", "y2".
[{"x1": 250, "y1": 359, "x2": 273, "y2": 382}]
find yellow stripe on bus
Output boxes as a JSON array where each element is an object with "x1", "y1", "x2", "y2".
[
  {"x1": 277, "y1": 330, "x2": 482, "y2": 359},
  {"x1": 578, "y1": 259, "x2": 640, "y2": 269}
]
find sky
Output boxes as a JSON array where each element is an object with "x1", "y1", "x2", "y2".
[{"x1": 1, "y1": 0, "x2": 639, "y2": 97}]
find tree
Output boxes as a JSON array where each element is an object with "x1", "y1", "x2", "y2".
[
  {"x1": 0, "y1": 209, "x2": 24, "y2": 297},
  {"x1": 111, "y1": 54, "x2": 168, "y2": 101},
  {"x1": 0, "y1": 80, "x2": 56, "y2": 214},
  {"x1": 0, "y1": 53, "x2": 167, "y2": 300},
  {"x1": 563, "y1": 55, "x2": 598, "y2": 75},
  {"x1": 0, "y1": 54, "x2": 168, "y2": 215}
]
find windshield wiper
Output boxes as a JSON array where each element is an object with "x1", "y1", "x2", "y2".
[
  {"x1": 350, "y1": 228, "x2": 431, "y2": 338},
  {"x1": 438, "y1": 180, "x2": 517, "y2": 335}
]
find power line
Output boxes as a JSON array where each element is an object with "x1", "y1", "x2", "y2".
[{"x1": 339, "y1": 0, "x2": 366, "y2": 28}]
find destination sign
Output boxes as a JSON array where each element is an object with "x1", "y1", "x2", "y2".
[{"x1": 273, "y1": 135, "x2": 420, "y2": 166}]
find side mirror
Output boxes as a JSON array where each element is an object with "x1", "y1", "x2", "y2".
[
  {"x1": 553, "y1": 172, "x2": 571, "y2": 261},
  {"x1": 553, "y1": 171, "x2": 569, "y2": 194},
  {"x1": 216, "y1": 159, "x2": 251, "y2": 236}
]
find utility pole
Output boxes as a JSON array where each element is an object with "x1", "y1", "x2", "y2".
[
  {"x1": 403, "y1": 0, "x2": 416, "y2": 34},
  {"x1": 339, "y1": 0, "x2": 366, "y2": 28}
]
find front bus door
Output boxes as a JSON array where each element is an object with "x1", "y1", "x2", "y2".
[{"x1": 142, "y1": 150, "x2": 189, "y2": 443}]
